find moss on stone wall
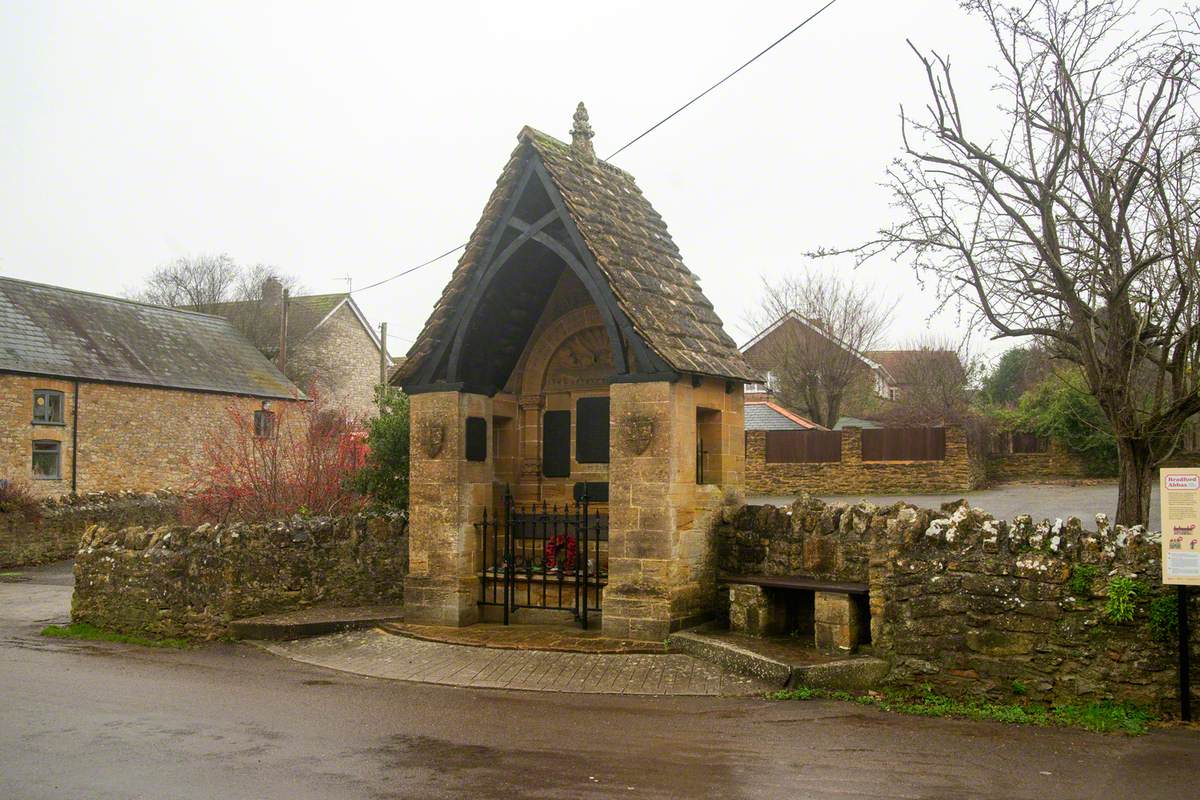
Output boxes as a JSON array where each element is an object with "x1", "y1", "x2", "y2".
[
  {"x1": 717, "y1": 496, "x2": 1199, "y2": 715},
  {"x1": 0, "y1": 491, "x2": 179, "y2": 568},
  {"x1": 72, "y1": 513, "x2": 408, "y2": 640}
]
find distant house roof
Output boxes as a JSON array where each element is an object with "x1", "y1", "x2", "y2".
[
  {"x1": 208, "y1": 291, "x2": 388, "y2": 358},
  {"x1": 397, "y1": 120, "x2": 758, "y2": 386},
  {"x1": 865, "y1": 349, "x2": 962, "y2": 386},
  {"x1": 744, "y1": 400, "x2": 824, "y2": 431},
  {"x1": 0, "y1": 277, "x2": 301, "y2": 399},
  {"x1": 740, "y1": 311, "x2": 889, "y2": 378},
  {"x1": 833, "y1": 416, "x2": 883, "y2": 430}
]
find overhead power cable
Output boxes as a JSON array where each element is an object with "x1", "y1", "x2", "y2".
[{"x1": 352, "y1": 0, "x2": 842, "y2": 295}]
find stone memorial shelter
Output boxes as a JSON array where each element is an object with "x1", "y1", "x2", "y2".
[{"x1": 395, "y1": 105, "x2": 758, "y2": 640}]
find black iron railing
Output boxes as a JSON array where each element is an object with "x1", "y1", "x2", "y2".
[{"x1": 477, "y1": 487, "x2": 606, "y2": 628}]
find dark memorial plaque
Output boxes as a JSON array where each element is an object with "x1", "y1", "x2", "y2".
[
  {"x1": 543, "y1": 410, "x2": 571, "y2": 477},
  {"x1": 575, "y1": 397, "x2": 610, "y2": 464}
]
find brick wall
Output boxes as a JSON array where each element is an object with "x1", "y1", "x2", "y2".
[
  {"x1": 1, "y1": 373, "x2": 301, "y2": 498},
  {"x1": 72, "y1": 512, "x2": 408, "y2": 639},
  {"x1": 289, "y1": 304, "x2": 382, "y2": 420},
  {"x1": 0, "y1": 492, "x2": 180, "y2": 568},
  {"x1": 717, "y1": 497, "x2": 1199, "y2": 713},
  {"x1": 745, "y1": 426, "x2": 977, "y2": 495}
]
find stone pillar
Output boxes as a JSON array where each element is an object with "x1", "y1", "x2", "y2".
[
  {"x1": 605, "y1": 380, "x2": 696, "y2": 640},
  {"x1": 516, "y1": 394, "x2": 544, "y2": 501},
  {"x1": 729, "y1": 584, "x2": 786, "y2": 637},
  {"x1": 814, "y1": 591, "x2": 861, "y2": 653},
  {"x1": 405, "y1": 390, "x2": 493, "y2": 626}
]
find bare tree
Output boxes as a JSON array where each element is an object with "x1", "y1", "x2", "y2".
[
  {"x1": 820, "y1": 1, "x2": 1200, "y2": 525},
  {"x1": 877, "y1": 335, "x2": 977, "y2": 426},
  {"x1": 133, "y1": 255, "x2": 303, "y2": 363},
  {"x1": 134, "y1": 254, "x2": 238, "y2": 313},
  {"x1": 226, "y1": 264, "x2": 305, "y2": 358},
  {"x1": 748, "y1": 269, "x2": 894, "y2": 428}
]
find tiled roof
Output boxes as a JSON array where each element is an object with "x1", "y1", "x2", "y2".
[
  {"x1": 397, "y1": 125, "x2": 759, "y2": 384},
  {"x1": 866, "y1": 349, "x2": 962, "y2": 386},
  {"x1": 0, "y1": 277, "x2": 301, "y2": 399},
  {"x1": 744, "y1": 401, "x2": 823, "y2": 431}
]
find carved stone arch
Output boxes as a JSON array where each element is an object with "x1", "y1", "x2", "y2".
[{"x1": 517, "y1": 306, "x2": 610, "y2": 397}]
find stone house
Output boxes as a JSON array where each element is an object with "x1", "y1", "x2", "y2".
[
  {"x1": 209, "y1": 281, "x2": 391, "y2": 420},
  {"x1": 394, "y1": 104, "x2": 759, "y2": 640},
  {"x1": 0, "y1": 277, "x2": 303, "y2": 497}
]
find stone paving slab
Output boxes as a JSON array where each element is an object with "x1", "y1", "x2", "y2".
[
  {"x1": 380, "y1": 621, "x2": 665, "y2": 654},
  {"x1": 230, "y1": 605, "x2": 406, "y2": 640},
  {"x1": 255, "y1": 628, "x2": 774, "y2": 696}
]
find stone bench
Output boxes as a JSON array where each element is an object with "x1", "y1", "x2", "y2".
[{"x1": 723, "y1": 574, "x2": 869, "y2": 654}]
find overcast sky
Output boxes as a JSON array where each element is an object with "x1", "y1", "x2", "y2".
[{"x1": 2, "y1": 0, "x2": 1019, "y2": 363}]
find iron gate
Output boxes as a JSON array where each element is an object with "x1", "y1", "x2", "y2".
[{"x1": 477, "y1": 488, "x2": 606, "y2": 628}]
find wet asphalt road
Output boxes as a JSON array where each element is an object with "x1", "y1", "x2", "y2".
[{"x1": 2, "y1": 563, "x2": 1197, "y2": 800}]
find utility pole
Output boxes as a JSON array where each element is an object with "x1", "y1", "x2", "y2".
[
  {"x1": 277, "y1": 289, "x2": 289, "y2": 374},
  {"x1": 378, "y1": 322, "x2": 389, "y2": 410}
]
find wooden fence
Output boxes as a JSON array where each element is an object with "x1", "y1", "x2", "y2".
[
  {"x1": 766, "y1": 427, "x2": 948, "y2": 464},
  {"x1": 765, "y1": 430, "x2": 842, "y2": 463},
  {"x1": 860, "y1": 427, "x2": 947, "y2": 462}
]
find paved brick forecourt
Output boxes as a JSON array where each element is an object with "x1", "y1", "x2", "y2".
[{"x1": 257, "y1": 629, "x2": 773, "y2": 696}]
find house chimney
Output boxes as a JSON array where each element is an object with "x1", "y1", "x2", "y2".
[
  {"x1": 261, "y1": 277, "x2": 284, "y2": 305},
  {"x1": 570, "y1": 102, "x2": 595, "y2": 162}
]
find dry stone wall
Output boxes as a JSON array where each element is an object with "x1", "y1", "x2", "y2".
[
  {"x1": 0, "y1": 492, "x2": 179, "y2": 568},
  {"x1": 744, "y1": 427, "x2": 978, "y2": 496},
  {"x1": 718, "y1": 496, "x2": 1199, "y2": 713},
  {"x1": 72, "y1": 513, "x2": 408, "y2": 639}
]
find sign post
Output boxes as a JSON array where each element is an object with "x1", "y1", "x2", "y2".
[{"x1": 1160, "y1": 468, "x2": 1199, "y2": 721}]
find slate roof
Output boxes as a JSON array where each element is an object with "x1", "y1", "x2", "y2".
[
  {"x1": 744, "y1": 400, "x2": 824, "y2": 431},
  {"x1": 0, "y1": 277, "x2": 301, "y2": 399},
  {"x1": 397, "y1": 125, "x2": 758, "y2": 384},
  {"x1": 206, "y1": 292, "x2": 377, "y2": 354}
]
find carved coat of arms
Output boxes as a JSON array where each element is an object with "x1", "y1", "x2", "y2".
[
  {"x1": 417, "y1": 420, "x2": 446, "y2": 459},
  {"x1": 620, "y1": 412, "x2": 656, "y2": 456}
]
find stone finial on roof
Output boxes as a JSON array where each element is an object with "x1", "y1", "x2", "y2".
[{"x1": 570, "y1": 102, "x2": 595, "y2": 161}]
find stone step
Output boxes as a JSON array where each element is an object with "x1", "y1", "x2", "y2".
[
  {"x1": 230, "y1": 604, "x2": 405, "y2": 641},
  {"x1": 667, "y1": 629, "x2": 890, "y2": 691},
  {"x1": 666, "y1": 630, "x2": 792, "y2": 686}
]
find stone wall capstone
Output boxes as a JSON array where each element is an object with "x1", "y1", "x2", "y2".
[
  {"x1": 717, "y1": 496, "x2": 1199, "y2": 713},
  {"x1": 72, "y1": 513, "x2": 408, "y2": 639},
  {"x1": 0, "y1": 491, "x2": 180, "y2": 568}
]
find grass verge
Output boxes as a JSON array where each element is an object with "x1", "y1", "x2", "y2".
[
  {"x1": 40, "y1": 623, "x2": 191, "y2": 649},
  {"x1": 768, "y1": 686, "x2": 1155, "y2": 735}
]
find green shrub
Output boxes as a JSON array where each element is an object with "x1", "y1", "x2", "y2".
[
  {"x1": 996, "y1": 369, "x2": 1117, "y2": 476},
  {"x1": 1104, "y1": 577, "x2": 1145, "y2": 624},
  {"x1": 1068, "y1": 564, "x2": 1098, "y2": 597},
  {"x1": 1011, "y1": 679, "x2": 1028, "y2": 696},
  {"x1": 1147, "y1": 595, "x2": 1179, "y2": 642},
  {"x1": 349, "y1": 387, "x2": 410, "y2": 510}
]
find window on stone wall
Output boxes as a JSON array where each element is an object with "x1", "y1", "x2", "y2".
[
  {"x1": 32, "y1": 389, "x2": 64, "y2": 425},
  {"x1": 465, "y1": 416, "x2": 488, "y2": 462},
  {"x1": 575, "y1": 397, "x2": 610, "y2": 464},
  {"x1": 32, "y1": 440, "x2": 61, "y2": 480},
  {"x1": 253, "y1": 409, "x2": 277, "y2": 438}
]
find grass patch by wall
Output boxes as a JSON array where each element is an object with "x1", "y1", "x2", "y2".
[
  {"x1": 768, "y1": 686, "x2": 1155, "y2": 735},
  {"x1": 40, "y1": 623, "x2": 191, "y2": 649}
]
